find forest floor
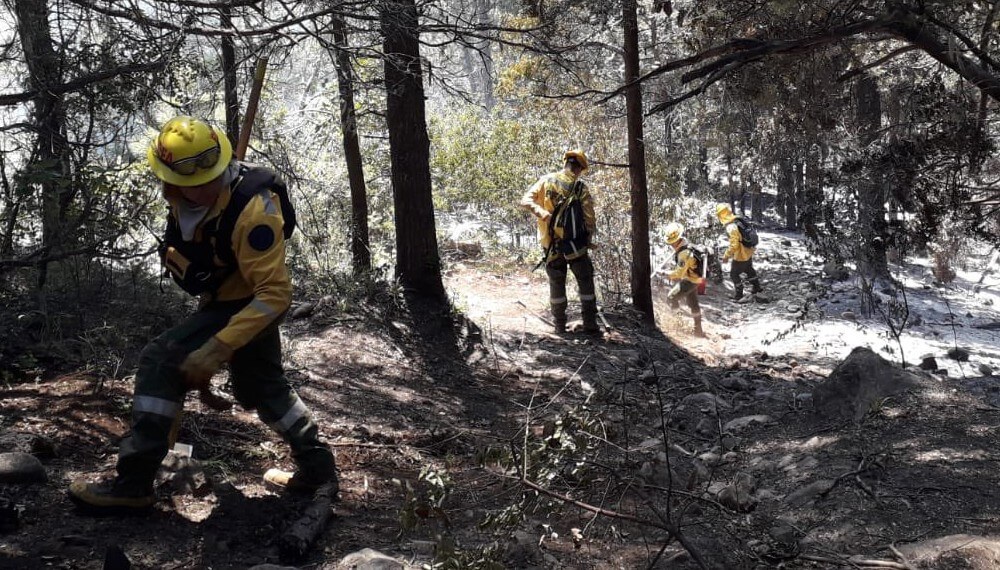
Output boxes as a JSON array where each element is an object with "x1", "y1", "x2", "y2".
[{"x1": 2, "y1": 230, "x2": 1000, "y2": 569}]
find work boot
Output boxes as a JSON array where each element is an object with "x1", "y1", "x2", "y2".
[
  {"x1": 731, "y1": 287, "x2": 744, "y2": 302},
  {"x1": 550, "y1": 301, "x2": 568, "y2": 331},
  {"x1": 68, "y1": 477, "x2": 155, "y2": 515},
  {"x1": 581, "y1": 300, "x2": 600, "y2": 334},
  {"x1": 553, "y1": 320, "x2": 567, "y2": 334},
  {"x1": 693, "y1": 317, "x2": 706, "y2": 338},
  {"x1": 749, "y1": 279, "x2": 763, "y2": 294}
]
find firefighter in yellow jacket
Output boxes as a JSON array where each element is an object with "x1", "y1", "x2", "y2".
[
  {"x1": 716, "y1": 203, "x2": 763, "y2": 300},
  {"x1": 70, "y1": 117, "x2": 336, "y2": 513},
  {"x1": 663, "y1": 222, "x2": 706, "y2": 337},
  {"x1": 520, "y1": 149, "x2": 598, "y2": 333}
]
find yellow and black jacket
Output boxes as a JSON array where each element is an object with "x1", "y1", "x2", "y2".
[
  {"x1": 718, "y1": 210, "x2": 754, "y2": 262},
  {"x1": 520, "y1": 170, "x2": 596, "y2": 261},
  {"x1": 161, "y1": 165, "x2": 292, "y2": 349},
  {"x1": 667, "y1": 243, "x2": 702, "y2": 283}
]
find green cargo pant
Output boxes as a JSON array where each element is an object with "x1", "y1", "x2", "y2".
[
  {"x1": 545, "y1": 253, "x2": 598, "y2": 331},
  {"x1": 116, "y1": 299, "x2": 334, "y2": 491}
]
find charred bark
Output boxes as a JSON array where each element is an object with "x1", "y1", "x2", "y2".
[
  {"x1": 623, "y1": 0, "x2": 653, "y2": 323},
  {"x1": 380, "y1": 0, "x2": 445, "y2": 300}
]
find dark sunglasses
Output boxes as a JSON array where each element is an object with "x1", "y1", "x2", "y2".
[{"x1": 159, "y1": 144, "x2": 221, "y2": 176}]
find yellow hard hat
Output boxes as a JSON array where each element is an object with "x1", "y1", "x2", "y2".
[
  {"x1": 716, "y1": 203, "x2": 736, "y2": 224},
  {"x1": 563, "y1": 149, "x2": 589, "y2": 171},
  {"x1": 147, "y1": 116, "x2": 233, "y2": 186},
  {"x1": 665, "y1": 222, "x2": 684, "y2": 245}
]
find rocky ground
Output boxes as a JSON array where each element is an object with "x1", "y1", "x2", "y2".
[{"x1": 2, "y1": 230, "x2": 1000, "y2": 569}]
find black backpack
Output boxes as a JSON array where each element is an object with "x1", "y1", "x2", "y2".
[
  {"x1": 734, "y1": 217, "x2": 759, "y2": 248},
  {"x1": 160, "y1": 163, "x2": 295, "y2": 295},
  {"x1": 549, "y1": 180, "x2": 590, "y2": 256}
]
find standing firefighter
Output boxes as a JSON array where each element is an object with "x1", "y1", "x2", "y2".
[
  {"x1": 663, "y1": 222, "x2": 706, "y2": 337},
  {"x1": 69, "y1": 117, "x2": 336, "y2": 513},
  {"x1": 521, "y1": 149, "x2": 599, "y2": 334},
  {"x1": 716, "y1": 202, "x2": 763, "y2": 300}
]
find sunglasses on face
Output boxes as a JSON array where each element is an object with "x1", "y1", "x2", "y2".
[{"x1": 159, "y1": 144, "x2": 221, "y2": 175}]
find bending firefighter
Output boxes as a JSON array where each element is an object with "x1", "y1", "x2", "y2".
[
  {"x1": 69, "y1": 117, "x2": 336, "y2": 513},
  {"x1": 663, "y1": 223, "x2": 706, "y2": 337},
  {"x1": 716, "y1": 203, "x2": 763, "y2": 301},
  {"x1": 520, "y1": 149, "x2": 599, "y2": 334}
]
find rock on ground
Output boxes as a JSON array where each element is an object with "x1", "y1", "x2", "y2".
[
  {"x1": 812, "y1": 347, "x2": 919, "y2": 421},
  {"x1": 0, "y1": 452, "x2": 46, "y2": 484},
  {"x1": 897, "y1": 534, "x2": 1000, "y2": 570}
]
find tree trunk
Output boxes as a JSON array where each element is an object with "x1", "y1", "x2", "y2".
[
  {"x1": 776, "y1": 158, "x2": 793, "y2": 226},
  {"x1": 623, "y1": 0, "x2": 653, "y2": 323},
  {"x1": 15, "y1": 0, "x2": 68, "y2": 291},
  {"x1": 220, "y1": 5, "x2": 240, "y2": 146},
  {"x1": 750, "y1": 179, "x2": 763, "y2": 224},
  {"x1": 854, "y1": 73, "x2": 888, "y2": 278},
  {"x1": 380, "y1": 0, "x2": 445, "y2": 300},
  {"x1": 801, "y1": 145, "x2": 823, "y2": 240},
  {"x1": 0, "y1": 152, "x2": 17, "y2": 257},
  {"x1": 331, "y1": 13, "x2": 371, "y2": 276},
  {"x1": 476, "y1": 0, "x2": 496, "y2": 109},
  {"x1": 789, "y1": 160, "x2": 802, "y2": 230}
]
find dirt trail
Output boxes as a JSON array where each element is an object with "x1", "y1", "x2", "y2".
[{"x1": 3, "y1": 252, "x2": 1000, "y2": 569}]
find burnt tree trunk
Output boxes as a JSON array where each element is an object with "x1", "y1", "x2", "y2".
[
  {"x1": 801, "y1": 145, "x2": 823, "y2": 241},
  {"x1": 854, "y1": 73, "x2": 888, "y2": 278},
  {"x1": 776, "y1": 158, "x2": 794, "y2": 227},
  {"x1": 332, "y1": 14, "x2": 371, "y2": 276},
  {"x1": 380, "y1": 0, "x2": 445, "y2": 300},
  {"x1": 789, "y1": 160, "x2": 802, "y2": 230},
  {"x1": 623, "y1": 0, "x2": 653, "y2": 323}
]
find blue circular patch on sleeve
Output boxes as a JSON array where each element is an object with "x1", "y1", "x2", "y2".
[{"x1": 247, "y1": 225, "x2": 276, "y2": 252}]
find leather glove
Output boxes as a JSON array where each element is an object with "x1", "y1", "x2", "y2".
[{"x1": 179, "y1": 337, "x2": 234, "y2": 390}]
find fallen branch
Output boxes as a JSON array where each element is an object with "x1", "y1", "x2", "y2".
[
  {"x1": 799, "y1": 553, "x2": 908, "y2": 569},
  {"x1": 278, "y1": 483, "x2": 337, "y2": 562}
]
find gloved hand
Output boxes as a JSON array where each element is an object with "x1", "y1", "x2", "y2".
[{"x1": 179, "y1": 337, "x2": 234, "y2": 391}]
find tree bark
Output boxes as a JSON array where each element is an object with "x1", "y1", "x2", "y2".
[
  {"x1": 475, "y1": 0, "x2": 495, "y2": 109},
  {"x1": 15, "y1": 0, "x2": 68, "y2": 290},
  {"x1": 854, "y1": 73, "x2": 888, "y2": 278},
  {"x1": 331, "y1": 13, "x2": 371, "y2": 276},
  {"x1": 776, "y1": 158, "x2": 793, "y2": 225},
  {"x1": 623, "y1": 0, "x2": 653, "y2": 323},
  {"x1": 790, "y1": 160, "x2": 802, "y2": 230},
  {"x1": 220, "y1": 5, "x2": 240, "y2": 146},
  {"x1": 380, "y1": 0, "x2": 445, "y2": 300},
  {"x1": 801, "y1": 145, "x2": 823, "y2": 241}
]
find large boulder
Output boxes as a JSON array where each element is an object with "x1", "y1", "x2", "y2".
[{"x1": 812, "y1": 347, "x2": 919, "y2": 421}]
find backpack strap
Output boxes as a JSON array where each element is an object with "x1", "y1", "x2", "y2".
[{"x1": 214, "y1": 164, "x2": 279, "y2": 267}]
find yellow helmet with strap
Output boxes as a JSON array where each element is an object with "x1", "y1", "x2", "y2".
[{"x1": 147, "y1": 116, "x2": 233, "y2": 186}]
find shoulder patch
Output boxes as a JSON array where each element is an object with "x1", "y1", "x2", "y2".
[{"x1": 247, "y1": 224, "x2": 276, "y2": 252}]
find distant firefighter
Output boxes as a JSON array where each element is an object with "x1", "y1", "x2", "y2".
[
  {"x1": 716, "y1": 203, "x2": 763, "y2": 301},
  {"x1": 521, "y1": 149, "x2": 600, "y2": 334}
]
